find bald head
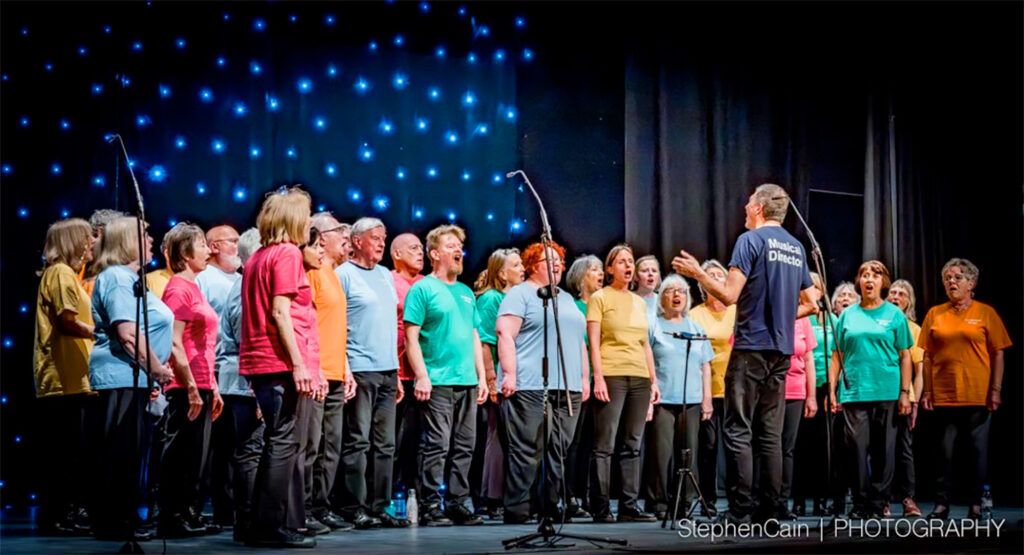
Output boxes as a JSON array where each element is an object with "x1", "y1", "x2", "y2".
[
  {"x1": 391, "y1": 233, "x2": 424, "y2": 276},
  {"x1": 206, "y1": 225, "x2": 241, "y2": 272}
]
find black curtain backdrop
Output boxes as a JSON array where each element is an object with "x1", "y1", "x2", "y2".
[{"x1": 622, "y1": 2, "x2": 1022, "y2": 504}]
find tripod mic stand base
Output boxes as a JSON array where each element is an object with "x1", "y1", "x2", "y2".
[{"x1": 502, "y1": 516, "x2": 628, "y2": 550}]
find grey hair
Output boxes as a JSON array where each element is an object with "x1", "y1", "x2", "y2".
[
  {"x1": 237, "y1": 228, "x2": 261, "y2": 265},
  {"x1": 752, "y1": 183, "x2": 789, "y2": 222},
  {"x1": 566, "y1": 254, "x2": 602, "y2": 298},
  {"x1": 350, "y1": 217, "x2": 385, "y2": 238},
  {"x1": 696, "y1": 259, "x2": 727, "y2": 301},
  {"x1": 89, "y1": 208, "x2": 127, "y2": 232},
  {"x1": 656, "y1": 274, "x2": 692, "y2": 317},
  {"x1": 941, "y1": 258, "x2": 979, "y2": 288},
  {"x1": 888, "y1": 279, "x2": 918, "y2": 322},
  {"x1": 831, "y1": 281, "x2": 860, "y2": 313},
  {"x1": 311, "y1": 211, "x2": 341, "y2": 231}
]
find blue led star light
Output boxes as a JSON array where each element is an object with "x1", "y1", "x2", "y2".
[
  {"x1": 92, "y1": 175, "x2": 106, "y2": 187},
  {"x1": 233, "y1": 186, "x2": 247, "y2": 201},
  {"x1": 393, "y1": 73, "x2": 408, "y2": 90},
  {"x1": 199, "y1": 88, "x2": 214, "y2": 102},
  {"x1": 445, "y1": 130, "x2": 459, "y2": 144},
  {"x1": 314, "y1": 116, "x2": 327, "y2": 130},
  {"x1": 92, "y1": 83, "x2": 104, "y2": 95},
  {"x1": 59, "y1": 119, "x2": 71, "y2": 131},
  {"x1": 50, "y1": 163, "x2": 62, "y2": 175},
  {"x1": 435, "y1": 46, "x2": 446, "y2": 59},
  {"x1": 509, "y1": 219, "x2": 524, "y2": 233},
  {"x1": 298, "y1": 77, "x2": 313, "y2": 94},
  {"x1": 148, "y1": 165, "x2": 167, "y2": 182},
  {"x1": 372, "y1": 195, "x2": 390, "y2": 212},
  {"x1": 359, "y1": 144, "x2": 375, "y2": 162},
  {"x1": 285, "y1": 146, "x2": 298, "y2": 159},
  {"x1": 325, "y1": 163, "x2": 338, "y2": 177},
  {"x1": 348, "y1": 189, "x2": 362, "y2": 202},
  {"x1": 396, "y1": 166, "x2": 407, "y2": 180},
  {"x1": 461, "y1": 170, "x2": 471, "y2": 181},
  {"x1": 211, "y1": 138, "x2": 226, "y2": 153},
  {"x1": 196, "y1": 182, "x2": 207, "y2": 195},
  {"x1": 354, "y1": 77, "x2": 370, "y2": 94},
  {"x1": 426, "y1": 166, "x2": 438, "y2": 178},
  {"x1": 249, "y1": 146, "x2": 261, "y2": 158},
  {"x1": 492, "y1": 172, "x2": 503, "y2": 184},
  {"x1": 416, "y1": 117, "x2": 430, "y2": 132},
  {"x1": 327, "y1": 64, "x2": 338, "y2": 78},
  {"x1": 159, "y1": 84, "x2": 172, "y2": 98},
  {"x1": 412, "y1": 206, "x2": 424, "y2": 219},
  {"x1": 136, "y1": 114, "x2": 152, "y2": 127},
  {"x1": 379, "y1": 119, "x2": 394, "y2": 135},
  {"x1": 175, "y1": 136, "x2": 187, "y2": 149},
  {"x1": 486, "y1": 212, "x2": 495, "y2": 221},
  {"x1": 250, "y1": 61, "x2": 262, "y2": 75},
  {"x1": 462, "y1": 91, "x2": 477, "y2": 106},
  {"x1": 234, "y1": 102, "x2": 247, "y2": 116}
]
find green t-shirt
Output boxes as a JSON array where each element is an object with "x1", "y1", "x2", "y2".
[
  {"x1": 575, "y1": 298, "x2": 590, "y2": 347},
  {"x1": 809, "y1": 313, "x2": 838, "y2": 388},
  {"x1": 835, "y1": 302, "x2": 912, "y2": 403},
  {"x1": 476, "y1": 288, "x2": 504, "y2": 380},
  {"x1": 404, "y1": 275, "x2": 481, "y2": 386}
]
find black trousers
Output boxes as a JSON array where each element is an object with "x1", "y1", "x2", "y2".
[
  {"x1": 219, "y1": 395, "x2": 264, "y2": 530},
  {"x1": 753, "y1": 399, "x2": 803, "y2": 502},
  {"x1": 339, "y1": 371, "x2": 397, "y2": 516},
  {"x1": 474, "y1": 399, "x2": 505, "y2": 505},
  {"x1": 160, "y1": 388, "x2": 214, "y2": 522},
  {"x1": 311, "y1": 380, "x2": 345, "y2": 515},
  {"x1": 88, "y1": 387, "x2": 150, "y2": 537},
  {"x1": 892, "y1": 411, "x2": 916, "y2": 501},
  {"x1": 566, "y1": 399, "x2": 593, "y2": 505},
  {"x1": 590, "y1": 376, "x2": 651, "y2": 515},
  {"x1": 250, "y1": 372, "x2": 304, "y2": 533},
  {"x1": 697, "y1": 397, "x2": 724, "y2": 503},
  {"x1": 722, "y1": 349, "x2": 789, "y2": 518},
  {"x1": 934, "y1": 406, "x2": 990, "y2": 506},
  {"x1": 645, "y1": 403, "x2": 701, "y2": 512},
  {"x1": 210, "y1": 395, "x2": 235, "y2": 524},
  {"x1": 393, "y1": 379, "x2": 420, "y2": 494},
  {"x1": 419, "y1": 385, "x2": 477, "y2": 509},
  {"x1": 36, "y1": 393, "x2": 93, "y2": 527},
  {"x1": 842, "y1": 401, "x2": 896, "y2": 515},
  {"x1": 303, "y1": 394, "x2": 324, "y2": 513},
  {"x1": 502, "y1": 391, "x2": 581, "y2": 518}
]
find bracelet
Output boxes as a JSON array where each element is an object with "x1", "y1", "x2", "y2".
[
  {"x1": 991, "y1": 385, "x2": 1002, "y2": 392},
  {"x1": 900, "y1": 388, "x2": 910, "y2": 394}
]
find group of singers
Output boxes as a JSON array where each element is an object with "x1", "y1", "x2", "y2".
[{"x1": 31, "y1": 184, "x2": 1010, "y2": 547}]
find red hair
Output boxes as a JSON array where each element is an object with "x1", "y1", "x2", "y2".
[{"x1": 521, "y1": 241, "x2": 566, "y2": 277}]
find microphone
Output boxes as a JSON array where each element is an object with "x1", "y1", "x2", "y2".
[
  {"x1": 771, "y1": 195, "x2": 788, "y2": 201},
  {"x1": 664, "y1": 331, "x2": 709, "y2": 341},
  {"x1": 105, "y1": 133, "x2": 118, "y2": 143},
  {"x1": 536, "y1": 285, "x2": 559, "y2": 300},
  {"x1": 506, "y1": 170, "x2": 521, "y2": 179}
]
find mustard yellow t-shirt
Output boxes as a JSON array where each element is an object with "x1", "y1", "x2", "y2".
[
  {"x1": 146, "y1": 267, "x2": 173, "y2": 299},
  {"x1": 689, "y1": 303, "x2": 736, "y2": 398},
  {"x1": 33, "y1": 263, "x2": 95, "y2": 397},
  {"x1": 905, "y1": 319, "x2": 925, "y2": 402},
  {"x1": 586, "y1": 286, "x2": 650, "y2": 378}
]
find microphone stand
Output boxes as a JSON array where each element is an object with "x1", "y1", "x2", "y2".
[
  {"x1": 108, "y1": 134, "x2": 155, "y2": 554},
  {"x1": 502, "y1": 171, "x2": 625, "y2": 550}
]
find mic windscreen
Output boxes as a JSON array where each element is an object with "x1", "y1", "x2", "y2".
[{"x1": 506, "y1": 171, "x2": 517, "y2": 178}]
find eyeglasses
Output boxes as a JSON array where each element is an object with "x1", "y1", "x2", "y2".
[
  {"x1": 662, "y1": 288, "x2": 687, "y2": 296},
  {"x1": 539, "y1": 258, "x2": 564, "y2": 268},
  {"x1": 319, "y1": 225, "x2": 348, "y2": 235},
  {"x1": 209, "y1": 237, "x2": 239, "y2": 245},
  {"x1": 944, "y1": 274, "x2": 968, "y2": 283}
]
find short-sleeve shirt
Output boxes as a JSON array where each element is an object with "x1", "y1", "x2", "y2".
[
  {"x1": 196, "y1": 264, "x2": 240, "y2": 316},
  {"x1": 90, "y1": 265, "x2": 174, "y2": 389},
  {"x1": 476, "y1": 288, "x2": 505, "y2": 381},
  {"x1": 810, "y1": 313, "x2": 838, "y2": 388},
  {"x1": 309, "y1": 265, "x2": 348, "y2": 381},
  {"x1": 162, "y1": 275, "x2": 219, "y2": 391},
  {"x1": 688, "y1": 303, "x2": 736, "y2": 398},
  {"x1": 729, "y1": 226, "x2": 813, "y2": 354},
  {"x1": 586, "y1": 287, "x2": 650, "y2": 378},
  {"x1": 33, "y1": 263, "x2": 95, "y2": 397},
  {"x1": 214, "y1": 278, "x2": 251, "y2": 396},
  {"x1": 498, "y1": 283, "x2": 586, "y2": 392},
  {"x1": 403, "y1": 275, "x2": 480, "y2": 386},
  {"x1": 918, "y1": 301, "x2": 1012, "y2": 407},
  {"x1": 239, "y1": 243, "x2": 320, "y2": 379},
  {"x1": 393, "y1": 271, "x2": 424, "y2": 380},
  {"x1": 145, "y1": 268, "x2": 173, "y2": 299},
  {"x1": 336, "y1": 262, "x2": 398, "y2": 372},
  {"x1": 835, "y1": 302, "x2": 913, "y2": 403},
  {"x1": 785, "y1": 317, "x2": 818, "y2": 400},
  {"x1": 649, "y1": 316, "x2": 714, "y2": 404}
]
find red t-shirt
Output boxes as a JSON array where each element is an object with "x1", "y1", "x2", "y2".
[
  {"x1": 162, "y1": 275, "x2": 219, "y2": 391},
  {"x1": 785, "y1": 317, "x2": 818, "y2": 400},
  {"x1": 392, "y1": 270, "x2": 424, "y2": 381},
  {"x1": 240, "y1": 243, "x2": 320, "y2": 379}
]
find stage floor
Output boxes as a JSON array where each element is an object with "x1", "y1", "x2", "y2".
[{"x1": 1, "y1": 503, "x2": 1021, "y2": 554}]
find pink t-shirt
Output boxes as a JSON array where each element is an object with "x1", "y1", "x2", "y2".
[
  {"x1": 392, "y1": 270, "x2": 424, "y2": 381},
  {"x1": 240, "y1": 243, "x2": 320, "y2": 379},
  {"x1": 162, "y1": 275, "x2": 219, "y2": 391},
  {"x1": 785, "y1": 317, "x2": 818, "y2": 400}
]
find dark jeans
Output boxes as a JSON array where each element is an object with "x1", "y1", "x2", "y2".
[
  {"x1": 36, "y1": 393, "x2": 93, "y2": 526},
  {"x1": 892, "y1": 411, "x2": 916, "y2": 501},
  {"x1": 419, "y1": 385, "x2": 477, "y2": 509},
  {"x1": 160, "y1": 388, "x2": 214, "y2": 522},
  {"x1": 222, "y1": 395, "x2": 264, "y2": 530},
  {"x1": 88, "y1": 387, "x2": 150, "y2": 538},
  {"x1": 250, "y1": 372, "x2": 304, "y2": 533},
  {"x1": 842, "y1": 401, "x2": 896, "y2": 515},
  {"x1": 303, "y1": 394, "x2": 324, "y2": 512},
  {"x1": 722, "y1": 349, "x2": 789, "y2": 518},
  {"x1": 590, "y1": 376, "x2": 651, "y2": 515},
  {"x1": 393, "y1": 379, "x2": 420, "y2": 494},
  {"x1": 645, "y1": 403, "x2": 701, "y2": 512},
  {"x1": 502, "y1": 391, "x2": 581, "y2": 518},
  {"x1": 566, "y1": 399, "x2": 593, "y2": 506},
  {"x1": 339, "y1": 371, "x2": 397, "y2": 516},
  {"x1": 311, "y1": 381, "x2": 345, "y2": 515},
  {"x1": 934, "y1": 406, "x2": 990, "y2": 506},
  {"x1": 698, "y1": 398, "x2": 724, "y2": 503}
]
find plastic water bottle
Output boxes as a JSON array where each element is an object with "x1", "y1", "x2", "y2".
[
  {"x1": 407, "y1": 489, "x2": 418, "y2": 526},
  {"x1": 394, "y1": 492, "x2": 408, "y2": 519},
  {"x1": 980, "y1": 485, "x2": 993, "y2": 520}
]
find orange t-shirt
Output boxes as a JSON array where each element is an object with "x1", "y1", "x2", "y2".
[
  {"x1": 919, "y1": 301, "x2": 1011, "y2": 407},
  {"x1": 308, "y1": 265, "x2": 348, "y2": 381}
]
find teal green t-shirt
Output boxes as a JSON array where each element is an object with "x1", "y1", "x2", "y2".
[
  {"x1": 404, "y1": 275, "x2": 481, "y2": 386},
  {"x1": 835, "y1": 302, "x2": 912, "y2": 403},
  {"x1": 476, "y1": 288, "x2": 504, "y2": 381},
  {"x1": 574, "y1": 298, "x2": 590, "y2": 346},
  {"x1": 809, "y1": 313, "x2": 838, "y2": 387}
]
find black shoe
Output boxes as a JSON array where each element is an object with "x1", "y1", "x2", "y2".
[
  {"x1": 188, "y1": 514, "x2": 222, "y2": 535},
  {"x1": 314, "y1": 510, "x2": 352, "y2": 530},
  {"x1": 792, "y1": 503, "x2": 806, "y2": 517},
  {"x1": 813, "y1": 500, "x2": 830, "y2": 517},
  {"x1": 715, "y1": 511, "x2": 752, "y2": 525},
  {"x1": 503, "y1": 512, "x2": 532, "y2": 525},
  {"x1": 378, "y1": 512, "x2": 411, "y2": 528},
  {"x1": 654, "y1": 511, "x2": 668, "y2": 521},
  {"x1": 966, "y1": 505, "x2": 982, "y2": 521},
  {"x1": 350, "y1": 510, "x2": 381, "y2": 530},
  {"x1": 592, "y1": 510, "x2": 616, "y2": 524},
  {"x1": 37, "y1": 518, "x2": 79, "y2": 537},
  {"x1": 617, "y1": 507, "x2": 657, "y2": 522},
  {"x1": 245, "y1": 527, "x2": 317, "y2": 548},
  {"x1": 486, "y1": 506, "x2": 506, "y2": 520},
  {"x1": 158, "y1": 515, "x2": 207, "y2": 539},
  {"x1": 421, "y1": 506, "x2": 453, "y2": 527},
  {"x1": 446, "y1": 503, "x2": 484, "y2": 525},
  {"x1": 846, "y1": 508, "x2": 873, "y2": 520},
  {"x1": 701, "y1": 504, "x2": 719, "y2": 518},
  {"x1": 303, "y1": 516, "x2": 331, "y2": 535},
  {"x1": 566, "y1": 504, "x2": 591, "y2": 519},
  {"x1": 778, "y1": 509, "x2": 798, "y2": 521},
  {"x1": 926, "y1": 505, "x2": 950, "y2": 520}
]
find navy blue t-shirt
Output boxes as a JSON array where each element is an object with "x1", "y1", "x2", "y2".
[{"x1": 728, "y1": 226, "x2": 813, "y2": 355}]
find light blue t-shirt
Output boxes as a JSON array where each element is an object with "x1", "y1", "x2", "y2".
[
  {"x1": 498, "y1": 283, "x2": 586, "y2": 392},
  {"x1": 90, "y1": 265, "x2": 174, "y2": 389},
  {"x1": 214, "y1": 278, "x2": 252, "y2": 397},
  {"x1": 649, "y1": 316, "x2": 714, "y2": 405},
  {"x1": 336, "y1": 261, "x2": 399, "y2": 372},
  {"x1": 196, "y1": 264, "x2": 240, "y2": 316}
]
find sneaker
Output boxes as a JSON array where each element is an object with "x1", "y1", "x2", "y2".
[
  {"x1": 303, "y1": 516, "x2": 331, "y2": 535},
  {"x1": 701, "y1": 504, "x2": 719, "y2": 518},
  {"x1": 902, "y1": 497, "x2": 922, "y2": 518},
  {"x1": 245, "y1": 527, "x2": 317, "y2": 548},
  {"x1": 715, "y1": 511, "x2": 752, "y2": 525},
  {"x1": 486, "y1": 506, "x2": 506, "y2": 520},
  {"x1": 421, "y1": 506, "x2": 453, "y2": 527},
  {"x1": 617, "y1": 506, "x2": 657, "y2": 522},
  {"x1": 446, "y1": 503, "x2": 484, "y2": 525},
  {"x1": 926, "y1": 505, "x2": 949, "y2": 520},
  {"x1": 378, "y1": 512, "x2": 411, "y2": 528}
]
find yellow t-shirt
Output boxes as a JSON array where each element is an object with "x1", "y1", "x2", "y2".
[
  {"x1": 586, "y1": 286, "x2": 650, "y2": 378},
  {"x1": 33, "y1": 263, "x2": 95, "y2": 397},
  {"x1": 146, "y1": 267, "x2": 173, "y2": 299},
  {"x1": 689, "y1": 303, "x2": 736, "y2": 398},
  {"x1": 905, "y1": 320, "x2": 925, "y2": 402}
]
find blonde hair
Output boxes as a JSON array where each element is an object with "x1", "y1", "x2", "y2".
[
  {"x1": 425, "y1": 224, "x2": 466, "y2": 260},
  {"x1": 631, "y1": 254, "x2": 661, "y2": 291},
  {"x1": 604, "y1": 243, "x2": 634, "y2": 285},
  {"x1": 257, "y1": 186, "x2": 311, "y2": 247},
  {"x1": 164, "y1": 223, "x2": 206, "y2": 273},
  {"x1": 889, "y1": 279, "x2": 918, "y2": 322},
  {"x1": 475, "y1": 248, "x2": 520, "y2": 295},
  {"x1": 42, "y1": 218, "x2": 93, "y2": 273},
  {"x1": 92, "y1": 217, "x2": 147, "y2": 274}
]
